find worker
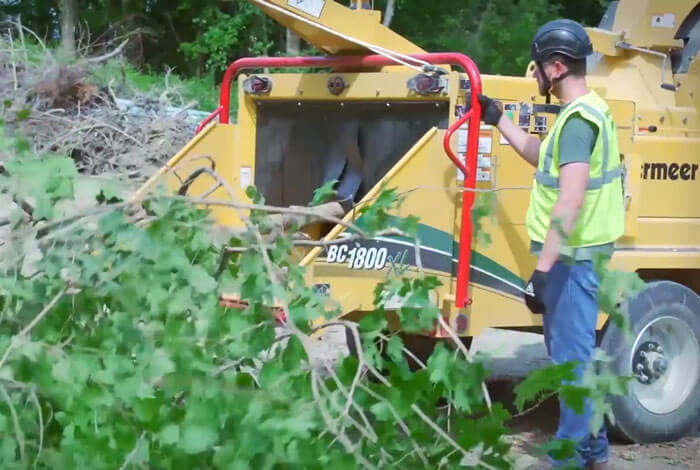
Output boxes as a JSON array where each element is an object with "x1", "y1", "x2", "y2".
[{"x1": 477, "y1": 19, "x2": 625, "y2": 469}]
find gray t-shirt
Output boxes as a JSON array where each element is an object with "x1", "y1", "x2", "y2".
[{"x1": 530, "y1": 111, "x2": 614, "y2": 261}]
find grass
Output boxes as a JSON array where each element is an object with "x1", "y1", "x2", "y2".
[{"x1": 91, "y1": 60, "x2": 222, "y2": 111}]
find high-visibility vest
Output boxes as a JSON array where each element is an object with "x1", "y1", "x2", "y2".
[{"x1": 525, "y1": 91, "x2": 625, "y2": 247}]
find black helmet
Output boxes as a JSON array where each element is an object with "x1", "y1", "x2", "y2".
[{"x1": 531, "y1": 19, "x2": 593, "y2": 62}]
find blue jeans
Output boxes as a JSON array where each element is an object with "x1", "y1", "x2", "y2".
[{"x1": 542, "y1": 260, "x2": 609, "y2": 468}]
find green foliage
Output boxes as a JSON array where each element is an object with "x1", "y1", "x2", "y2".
[
  {"x1": 593, "y1": 252, "x2": 645, "y2": 337},
  {"x1": 514, "y1": 362, "x2": 579, "y2": 412},
  {"x1": 4, "y1": 156, "x2": 78, "y2": 219},
  {"x1": 0, "y1": 119, "x2": 634, "y2": 468},
  {"x1": 180, "y1": 4, "x2": 278, "y2": 74},
  {"x1": 309, "y1": 179, "x2": 338, "y2": 206},
  {"x1": 91, "y1": 59, "x2": 220, "y2": 111},
  {"x1": 472, "y1": 191, "x2": 496, "y2": 247},
  {"x1": 0, "y1": 143, "x2": 508, "y2": 466},
  {"x1": 386, "y1": 0, "x2": 560, "y2": 75},
  {"x1": 1, "y1": 0, "x2": 613, "y2": 80}
]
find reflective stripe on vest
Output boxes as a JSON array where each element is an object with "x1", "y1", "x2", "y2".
[
  {"x1": 535, "y1": 101, "x2": 622, "y2": 189},
  {"x1": 525, "y1": 91, "x2": 625, "y2": 247}
]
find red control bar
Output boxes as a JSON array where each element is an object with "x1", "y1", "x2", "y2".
[
  {"x1": 206, "y1": 53, "x2": 482, "y2": 308},
  {"x1": 194, "y1": 106, "x2": 222, "y2": 135}
]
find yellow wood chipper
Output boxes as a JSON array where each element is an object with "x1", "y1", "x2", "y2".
[{"x1": 135, "y1": 0, "x2": 700, "y2": 444}]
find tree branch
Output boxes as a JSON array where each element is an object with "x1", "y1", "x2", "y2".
[
  {"x1": 86, "y1": 39, "x2": 129, "y2": 63},
  {"x1": 382, "y1": 0, "x2": 396, "y2": 27},
  {"x1": 0, "y1": 287, "x2": 67, "y2": 369},
  {"x1": 437, "y1": 314, "x2": 492, "y2": 412},
  {"x1": 0, "y1": 384, "x2": 25, "y2": 463}
]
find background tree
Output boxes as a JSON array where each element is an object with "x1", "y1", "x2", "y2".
[{"x1": 1, "y1": 0, "x2": 613, "y2": 77}]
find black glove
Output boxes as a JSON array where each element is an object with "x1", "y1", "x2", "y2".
[
  {"x1": 477, "y1": 94, "x2": 503, "y2": 126},
  {"x1": 524, "y1": 270, "x2": 548, "y2": 314}
]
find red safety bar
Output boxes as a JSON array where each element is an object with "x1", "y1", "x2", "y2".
[
  {"x1": 194, "y1": 106, "x2": 222, "y2": 135},
  {"x1": 200, "y1": 53, "x2": 482, "y2": 309}
]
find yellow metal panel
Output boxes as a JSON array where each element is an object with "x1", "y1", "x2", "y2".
[
  {"x1": 254, "y1": 0, "x2": 424, "y2": 55},
  {"x1": 612, "y1": 0, "x2": 690, "y2": 49},
  {"x1": 589, "y1": 55, "x2": 678, "y2": 110},
  {"x1": 611, "y1": 248, "x2": 700, "y2": 271},
  {"x1": 586, "y1": 27, "x2": 625, "y2": 57},
  {"x1": 133, "y1": 124, "x2": 250, "y2": 227},
  {"x1": 677, "y1": 53, "x2": 700, "y2": 110},
  {"x1": 620, "y1": 218, "x2": 700, "y2": 249},
  {"x1": 621, "y1": 153, "x2": 641, "y2": 238},
  {"x1": 634, "y1": 136, "x2": 700, "y2": 218}
]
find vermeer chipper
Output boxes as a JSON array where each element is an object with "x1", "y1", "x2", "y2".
[{"x1": 136, "y1": 0, "x2": 700, "y2": 444}]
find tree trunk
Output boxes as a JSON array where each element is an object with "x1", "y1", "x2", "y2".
[
  {"x1": 382, "y1": 0, "x2": 396, "y2": 27},
  {"x1": 286, "y1": 28, "x2": 300, "y2": 55},
  {"x1": 60, "y1": 0, "x2": 76, "y2": 60}
]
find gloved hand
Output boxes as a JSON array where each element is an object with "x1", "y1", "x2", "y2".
[
  {"x1": 524, "y1": 270, "x2": 548, "y2": 314},
  {"x1": 477, "y1": 94, "x2": 503, "y2": 126}
]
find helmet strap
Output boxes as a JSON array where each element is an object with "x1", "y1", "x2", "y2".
[
  {"x1": 536, "y1": 62, "x2": 553, "y2": 101},
  {"x1": 537, "y1": 60, "x2": 572, "y2": 101}
]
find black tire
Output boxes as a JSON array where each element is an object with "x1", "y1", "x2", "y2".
[{"x1": 601, "y1": 281, "x2": 700, "y2": 443}]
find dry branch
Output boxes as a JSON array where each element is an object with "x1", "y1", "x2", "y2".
[{"x1": 0, "y1": 30, "x2": 194, "y2": 182}]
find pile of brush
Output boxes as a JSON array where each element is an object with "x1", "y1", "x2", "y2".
[{"x1": 0, "y1": 22, "x2": 199, "y2": 181}]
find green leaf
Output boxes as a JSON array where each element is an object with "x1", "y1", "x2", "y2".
[
  {"x1": 369, "y1": 401, "x2": 393, "y2": 421},
  {"x1": 51, "y1": 357, "x2": 72, "y2": 383},
  {"x1": 560, "y1": 385, "x2": 589, "y2": 414},
  {"x1": 180, "y1": 423, "x2": 218, "y2": 454},
  {"x1": 399, "y1": 215, "x2": 420, "y2": 236},
  {"x1": 514, "y1": 362, "x2": 578, "y2": 412},
  {"x1": 387, "y1": 335, "x2": 403, "y2": 362},
  {"x1": 188, "y1": 265, "x2": 217, "y2": 294},
  {"x1": 537, "y1": 438, "x2": 579, "y2": 463},
  {"x1": 159, "y1": 424, "x2": 180, "y2": 445},
  {"x1": 359, "y1": 312, "x2": 387, "y2": 335},
  {"x1": 427, "y1": 344, "x2": 450, "y2": 385},
  {"x1": 149, "y1": 348, "x2": 175, "y2": 378},
  {"x1": 12, "y1": 334, "x2": 42, "y2": 361},
  {"x1": 16, "y1": 108, "x2": 31, "y2": 121},
  {"x1": 310, "y1": 180, "x2": 337, "y2": 206}
]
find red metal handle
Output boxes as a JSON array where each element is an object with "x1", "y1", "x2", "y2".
[
  {"x1": 214, "y1": 53, "x2": 482, "y2": 309},
  {"x1": 195, "y1": 106, "x2": 222, "y2": 135}
]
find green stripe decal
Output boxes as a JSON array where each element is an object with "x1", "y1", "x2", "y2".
[{"x1": 355, "y1": 215, "x2": 526, "y2": 290}]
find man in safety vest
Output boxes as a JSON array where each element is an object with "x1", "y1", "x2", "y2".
[{"x1": 477, "y1": 19, "x2": 624, "y2": 469}]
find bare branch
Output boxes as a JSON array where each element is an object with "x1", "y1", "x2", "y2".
[
  {"x1": 0, "y1": 287, "x2": 67, "y2": 369},
  {"x1": 382, "y1": 0, "x2": 396, "y2": 27},
  {"x1": 437, "y1": 315, "x2": 492, "y2": 412},
  {"x1": 86, "y1": 39, "x2": 128, "y2": 64},
  {"x1": 0, "y1": 384, "x2": 25, "y2": 463},
  {"x1": 8, "y1": 29, "x2": 18, "y2": 90},
  {"x1": 29, "y1": 389, "x2": 44, "y2": 468},
  {"x1": 118, "y1": 432, "x2": 146, "y2": 470},
  {"x1": 358, "y1": 383, "x2": 430, "y2": 467}
]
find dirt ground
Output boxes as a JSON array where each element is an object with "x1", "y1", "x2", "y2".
[{"x1": 311, "y1": 326, "x2": 700, "y2": 469}]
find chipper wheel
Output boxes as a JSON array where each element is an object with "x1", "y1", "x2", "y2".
[{"x1": 600, "y1": 281, "x2": 700, "y2": 443}]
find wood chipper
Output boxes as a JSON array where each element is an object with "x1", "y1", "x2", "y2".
[{"x1": 135, "y1": 0, "x2": 700, "y2": 444}]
